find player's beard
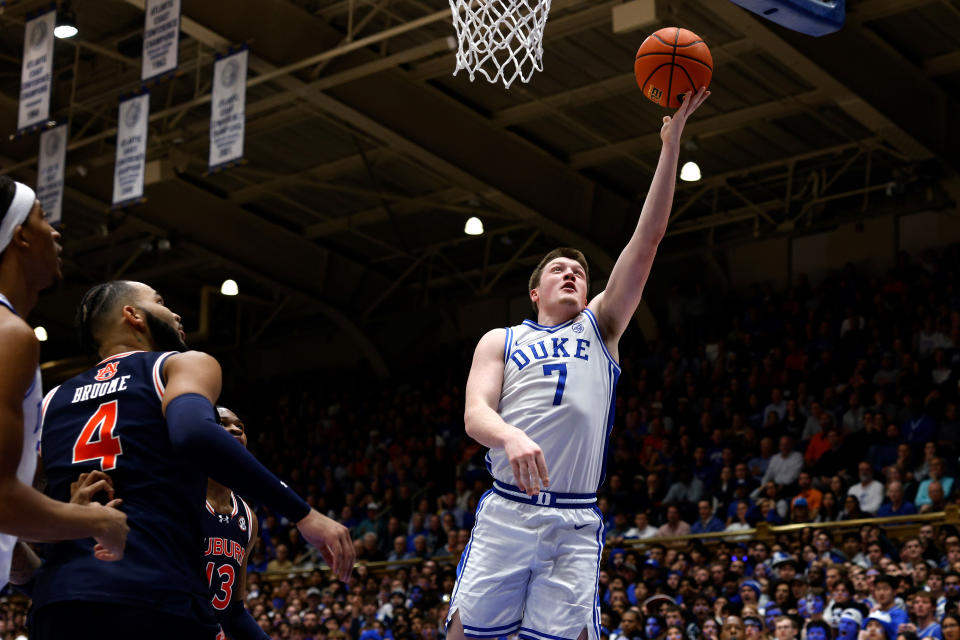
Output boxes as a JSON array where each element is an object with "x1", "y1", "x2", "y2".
[{"x1": 143, "y1": 309, "x2": 188, "y2": 352}]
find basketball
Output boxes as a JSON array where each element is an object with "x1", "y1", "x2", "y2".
[{"x1": 635, "y1": 27, "x2": 713, "y2": 109}]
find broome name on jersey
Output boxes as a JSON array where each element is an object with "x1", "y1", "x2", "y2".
[{"x1": 70, "y1": 376, "x2": 131, "y2": 404}]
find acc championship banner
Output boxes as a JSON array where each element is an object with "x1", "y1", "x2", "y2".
[
  {"x1": 209, "y1": 48, "x2": 248, "y2": 169},
  {"x1": 141, "y1": 0, "x2": 181, "y2": 81},
  {"x1": 113, "y1": 94, "x2": 150, "y2": 207},
  {"x1": 18, "y1": 10, "x2": 55, "y2": 133},
  {"x1": 37, "y1": 124, "x2": 67, "y2": 226}
]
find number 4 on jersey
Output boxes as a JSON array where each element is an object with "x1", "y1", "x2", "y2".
[{"x1": 72, "y1": 400, "x2": 123, "y2": 470}]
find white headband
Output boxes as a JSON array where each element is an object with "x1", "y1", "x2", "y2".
[
  {"x1": 0, "y1": 182, "x2": 36, "y2": 254},
  {"x1": 840, "y1": 609, "x2": 863, "y2": 626}
]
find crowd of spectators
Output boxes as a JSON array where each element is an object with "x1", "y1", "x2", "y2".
[{"x1": 5, "y1": 245, "x2": 960, "y2": 640}]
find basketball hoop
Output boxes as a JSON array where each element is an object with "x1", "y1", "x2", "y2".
[{"x1": 449, "y1": 0, "x2": 552, "y2": 89}]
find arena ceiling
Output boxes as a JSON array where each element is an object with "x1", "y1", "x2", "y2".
[{"x1": 1, "y1": 0, "x2": 959, "y2": 377}]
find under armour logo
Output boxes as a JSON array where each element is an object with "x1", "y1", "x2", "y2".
[{"x1": 218, "y1": 514, "x2": 230, "y2": 523}]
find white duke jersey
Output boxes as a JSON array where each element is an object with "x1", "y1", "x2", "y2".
[
  {"x1": 487, "y1": 308, "x2": 620, "y2": 495},
  {"x1": 0, "y1": 293, "x2": 43, "y2": 589}
]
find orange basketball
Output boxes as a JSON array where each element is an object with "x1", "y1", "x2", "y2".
[{"x1": 635, "y1": 27, "x2": 712, "y2": 109}]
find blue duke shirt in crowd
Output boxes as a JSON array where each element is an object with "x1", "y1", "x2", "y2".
[
  {"x1": 919, "y1": 621, "x2": 944, "y2": 640},
  {"x1": 489, "y1": 309, "x2": 620, "y2": 495},
  {"x1": 31, "y1": 351, "x2": 216, "y2": 627},
  {"x1": 690, "y1": 517, "x2": 725, "y2": 534}
]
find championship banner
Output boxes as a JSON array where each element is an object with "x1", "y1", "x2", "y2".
[
  {"x1": 209, "y1": 48, "x2": 248, "y2": 170},
  {"x1": 37, "y1": 124, "x2": 67, "y2": 226},
  {"x1": 112, "y1": 93, "x2": 150, "y2": 207},
  {"x1": 141, "y1": 0, "x2": 181, "y2": 82},
  {"x1": 17, "y1": 10, "x2": 55, "y2": 133}
]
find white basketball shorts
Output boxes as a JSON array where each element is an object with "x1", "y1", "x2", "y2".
[{"x1": 447, "y1": 482, "x2": 605, "y2": 640}]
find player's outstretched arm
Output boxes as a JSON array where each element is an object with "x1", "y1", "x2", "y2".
[
  {"x1": 590, "y1": 87, "x2": 710, "y2": 343},
  {"x1": 161, "y1": 351, "x2": 354, "y2": 582},
  {"x1": 465, "y1": 329, "x2": 549, "y2": 496},
  {"x1": 0, "y1": 318, "x2": 129, "y2": 556}
]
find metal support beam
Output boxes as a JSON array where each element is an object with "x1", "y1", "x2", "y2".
[
  {"x1": 480, "y1": 230, "x2": 541, "y2": 294},
  {"x1": 926, "y1": 50, "x2": 960, "y2": 77},
  {"x1": 570, "y1": 88, "x2": 831, "y2": 169},
  {"x1": 491, "y1": 38, "x2": 755, "y2": 127},
  {"x1": 230, "y1": 149, "x2": 394, "y2": 203},
  {"x1": 848, "y1": 0, "x2": 936, "y2": 22},
  {"x1": 305, "y1": 187, "x2": 467, "y2": 238},
  {"x1": 705, "y1": 0, "x2": 934, "y2": 162}
]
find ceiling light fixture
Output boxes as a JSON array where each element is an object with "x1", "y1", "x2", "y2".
[
  {"x1": 54, "y1": 0, "x2": 79, "y2": 39},
  {"x1": 464, "y1": 216, "x2": 484, "y2": 236},
  {"x1": 220, "y1": 279, "x2": 239, "y2": 296},
  {"x1": 680, "y1": 161, "x2": 701, "y2": 182}
]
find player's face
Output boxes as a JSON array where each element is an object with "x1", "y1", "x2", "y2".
[
  {"x1": 531, "y1": 257, "x2": 587, "y2": 316},
  {"x1": 134, "y1": 284, "x2": 188, "y2": 352},
  {"x1": 21, "y1": 200, "x2": 62, "y2": 288},
  {"x1": 217, "y1": 408, "x2": 247, "y2": 448}
]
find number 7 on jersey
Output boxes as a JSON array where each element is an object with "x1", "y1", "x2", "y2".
[{"x1": 542, "y1": 364, "x2": 567, "y2": 406}]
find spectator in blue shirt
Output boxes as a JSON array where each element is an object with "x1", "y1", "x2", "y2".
[
  {"x1": 691, "y1": 500, "x2": 725, "y2": 534},
  {"x1": 872, "y1": 574, "x2": 909, "y2": 638},
  {"x1": 916, "y1": 458, "x2": 955, "y2": 508},
  {"x1": 876, "y1": 481, "x2": 918, "y2": 517}
]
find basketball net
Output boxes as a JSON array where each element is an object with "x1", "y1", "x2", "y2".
[{"x1": 449, "y1": 0, "x2": 552, "y2": 89}]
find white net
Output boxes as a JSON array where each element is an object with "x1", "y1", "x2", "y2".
[{"x1": 449, "y1": 0, "x2": 553, "y2": 89}]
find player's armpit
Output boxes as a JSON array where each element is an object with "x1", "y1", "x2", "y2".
[
  {"x1": 9, "y1": 540, "x2": 41, "y2": 585},
  {"x1": 161, "y1": 350, "x2": 222, "y2": 412}
]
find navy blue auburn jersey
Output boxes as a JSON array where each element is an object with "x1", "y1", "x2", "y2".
[
  {"x1": 32, "y1": 350, "x2": 215, "y2": 625},
  {"x1": 203, "y1": 492, "x2": 252, "y2": 614}
]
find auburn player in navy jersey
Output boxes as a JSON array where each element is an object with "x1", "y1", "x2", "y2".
[
  {"x1": 0, "y1": 177, "x2": 127, "y2": 592},
  {"x1": 31, "y1": 280, "x2": 354, "y2": 640},
  {"x1": 205, "y1": 406, "x2": 269, "y2": 640}
]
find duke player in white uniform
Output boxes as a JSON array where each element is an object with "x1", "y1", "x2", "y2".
[
  {"x1": 0, "y1": 177, "x2": 128, "y2": 591},
  {"x1": 448, "y1": 87, "x2": 710, "y2": 640}
]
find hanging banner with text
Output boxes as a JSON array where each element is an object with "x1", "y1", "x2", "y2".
[
  {"x1": 37, "y1": 124, "x2": 67, "y2": 226},
  {"x1": 209, "y1": 48, "x2": 248, "y2": 170},
  {"x1": 141, "y1": 0, "x2": 181, "y2": 82},
  {"x1": 18, "y1": 10, "x2": 55, "y2": 133},
  {"x1": 113, "y1": 93, "x2": 150, "y2": 207}
]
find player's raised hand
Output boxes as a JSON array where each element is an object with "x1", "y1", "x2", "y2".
[
  {"x1": 296, "y1": 509, "x2": 355, "y2": 582},
  {"x1": 91, "y1": 501, "x2": 128, "y2": 562},
  {"x1": 504, "y1": 428, "x2": 550, "y2": 496},
  {"x1": 660, "y1": 86, "x2": 710, "y2": 146},
  {"x1": 70, "y1": 470, "x2": 115, "y2": 505}
]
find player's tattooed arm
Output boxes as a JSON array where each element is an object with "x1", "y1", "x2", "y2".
[
  {"x1": 465, "y1": 329, "x2": 549, "y2": 496},
  {"x1": 589, "y1": 87, "x2": 710, "y2": 346}
]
